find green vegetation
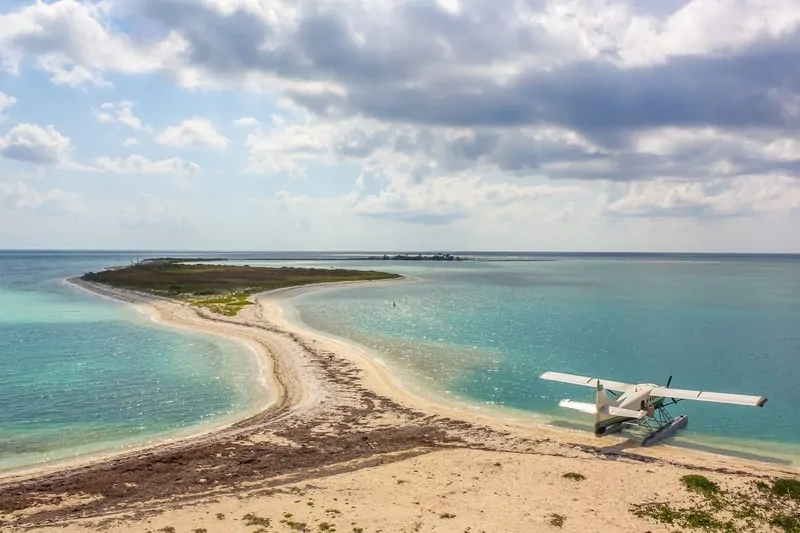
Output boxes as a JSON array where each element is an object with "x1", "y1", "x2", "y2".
[
  {"x1": 774, "y1": 478, "x2": 800, "y2": 500},
  {"x1": 280, "y1": 518, "x2": 309, "y2": 531},
  {"x1": 682, "y1": 474, "x2": 722, "y2": 497},
  {"x1": 367, "y1": 253, "x2": 465, "y2": 261},
  {"x1": 242, "y1": 513, "x2": 271, "y2": 527},
  {"x1": 81, "y1": 258, "x2": 401, "y2": 316},
  {"x1": 562, "y1": 472, "x2": 586, "y2": 481},
  {"x1": 631, "y1": 475, "x2": 800, "y2": 532}
]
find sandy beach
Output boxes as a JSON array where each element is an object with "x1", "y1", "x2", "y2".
[{"x1": 1, "y1": 279, "x2": 797, "y2": 533}]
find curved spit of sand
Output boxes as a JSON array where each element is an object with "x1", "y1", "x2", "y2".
[{"x1": 0, "y1": 278, "x2": 797, "y2": 533}]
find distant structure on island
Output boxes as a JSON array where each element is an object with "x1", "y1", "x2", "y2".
[{"x1": 367, "y1": 253, "x2": 465, "y2": 261}]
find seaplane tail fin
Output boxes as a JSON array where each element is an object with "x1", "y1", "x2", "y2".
[
  {"x1": 594, "y1": 382, "x2": 611, "y2": 429},
  {"x1": 600, "y1": 406, "x2": 648, "y2": 419},
  {"x1": 558, "y1": 399, "x2": 596, "y2": 414}
]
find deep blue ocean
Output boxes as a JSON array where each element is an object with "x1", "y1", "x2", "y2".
[{"x1": 1, "y1": 251, "x2": 799, "y2": 470}]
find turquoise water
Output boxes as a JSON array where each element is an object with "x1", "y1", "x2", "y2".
[
  {"x1": 282, "y1": 256, "x2": 800, "y2": 461},
  {"x1": 3, "y1": 252, "x2": 799, "y2": 471},
  {"x1": 0, "y1": 252, "x2": 266, "y2": 472}
]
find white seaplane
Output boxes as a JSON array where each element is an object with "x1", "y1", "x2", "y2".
[{"x1": 540, "y1": 371, "x2": 767, "y2": 446}]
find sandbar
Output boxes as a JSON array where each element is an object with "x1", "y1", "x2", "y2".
[{"x1": 0, "y1": 278, "x2": 797, "y2": 533}]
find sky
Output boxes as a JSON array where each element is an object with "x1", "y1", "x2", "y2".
[{"x1": 0, "y1": 0, "x2": 799, "y2": 252}]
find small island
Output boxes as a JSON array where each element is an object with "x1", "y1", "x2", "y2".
[
  {"x1": 367, "y1": 253, "x2": 466, "y2": 261},
  {"x1": 81, "y1": 258, "x2": 400, "y2": 316}
]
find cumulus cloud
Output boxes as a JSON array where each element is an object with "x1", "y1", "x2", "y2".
[
  {"x1": 94, "y1": 154, "x2": 199, "y2": 175},
  {"x1": 0, "y1": 91, "x2": 16, "y2": 116},
  {"x1": 122, "y1": 137, "x2": 138, "y2": 146},
  {"x1": 0, "y1": 0, "x2": 180, "y2": 83},
  {"x1": 603, "y1": 174, "x2": 800, "y2": 218},
  {"x1": 0, "y1": 123, "x2": 71, "y2": 164},
  {"x1": 0, "y1": 181, "x2": 86, "y2": 215},
  {"x1": 94, "y1": 101, "x2": 146, "y2": 130},
  {"x1": 233, "y1": 117, "x2": 260, "y2": 127},
  {"x1": 244, "y1": 107, "x2": 605, "y2": 178},
  {"x1": 277, "y1": 170, "x2": 585, "y2": 224},
  {"x1": 156, "y1": 118, "x2": 228, "y2": 149},
  {"x1": 2, "y1": 0, "x2": 800, "y2": 226}
]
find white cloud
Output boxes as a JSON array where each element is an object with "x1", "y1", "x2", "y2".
[
  {"x1": 0, "y1": 91, "x2": 16, "y2": 116},
  {"x1": 0, "y1": 0, "x2": 799, "y2": 249},
  {"x1": 156, "y1": 118, "x2": 228, "y2": 150},
  {"x1": 603, "y1": 175, "x2": 800, "y2": 218},
  {"x1": 36, "y1": 56, "x2": 110, "y2": 87},
  {"x1": 243, "y1": 108, "x2": 605, "y2": 178},
  {"x1": 0, "y1": 123, "x2": 71, "y2": 164},
  {"x1": 0, "y1": 0, "x2": 182, "y2": 85},
  {"x1": 634, "y1": 128, "x2": 800, "y2": 162},
  {"x1": 0, "y1": 181, "x2": 86, "y2": 215},
  {"x1": 233, "y1": 117, "x2": 260, "y2": 127},
  {"x1": 94, "y1": 154, "x2": 199, "y2": 175},
  {"x1": 94, "y1": 101, "x2": 145, "y2": 130},
  {"x1": 278, "y1": 171, "x2": 585, "y2": 224}
]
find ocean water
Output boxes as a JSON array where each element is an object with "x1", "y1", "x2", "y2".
[
  {"x1": 0, "y1": 251, "x2": 267, "y2": 473},
  {"x1": 3, "y1": 251, "x2": 799, "y2": 472},
  {"x1": 279, "y1": 255, "x2": 800, "y2": 462}
]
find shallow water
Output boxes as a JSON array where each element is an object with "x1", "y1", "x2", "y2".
[
  {"x1": 0, "y1": 252, "x2": 266, "y2": 472},
  {"x1": 280, "y1": 255, "x2": 800, "y2": 463}
]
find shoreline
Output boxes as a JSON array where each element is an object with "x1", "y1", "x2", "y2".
[
  {"x1": 266, "y1": 284, "x2": 800, "y2": 468},
  {"x1": 0, "y1": 278, "x2": 279, "y2": 480},
  {"x1": 1, "y1": 277, "x2": 798, "y2": 532}
]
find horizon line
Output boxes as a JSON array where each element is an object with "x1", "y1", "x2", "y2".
[{"x1": 1, "y1": 249, "x2": 800, "y2": 256}]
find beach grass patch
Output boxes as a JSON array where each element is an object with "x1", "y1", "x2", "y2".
[
  {"x1": 562, "y1": 472, "x2": 585, "y2": 481},
  {"x1": 548, "y1": 513, "x2": 566, "y2": 527},
  {"x1": 632, "y1": 502, "x2": 679, "y2": 525},
  {"x1": 242, "y1": 513, "x2": 271, "y2": 527},
  {"x1": 281, "y1": 518, "x2": 309, "y2": 531},
  {"x1": 771, "y1": 513, "x2": 800, "y2": 533},
  {"x1": 633, "y1": 474, "x2": 800, "y2": 532},
  {"x1": 774, "y1": 478, "x2": 800, "y2": 500},
  {"x1": 681, "y1": 474, "x2": 721, "y2": 497}
]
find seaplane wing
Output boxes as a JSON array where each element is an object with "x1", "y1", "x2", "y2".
[
  {"x1": 540, "y1": 371, "x2": 634, "y2": 392},
  {"x1": 650, "y1": 387, "x2": 767, "y2": 407}
]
